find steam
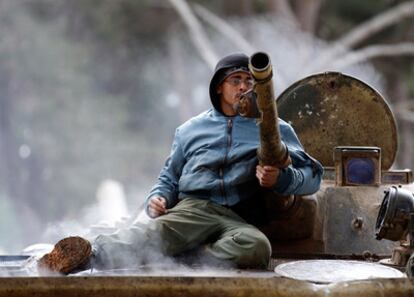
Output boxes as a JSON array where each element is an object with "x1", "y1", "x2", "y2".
[
  {"x1": 0, "y1": 3, "x2": 387, "y2": 277},
  {"x1": 220, "y1": 16, "x2": 384, "y2": 93},
  {"x1": 0, "y1": 1, "x2": 170, "y2": 253},
  {"x1": 39, "y1": 179, "x2": 133, "y2": 245},
  {"x1": 95, "y1": 180, "x2": 128, "y2": 224}
]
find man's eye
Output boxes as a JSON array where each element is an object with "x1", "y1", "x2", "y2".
[
  {"x1": 226, "y1": 77, "x2": 253, "y2": 87},
  {"x1": 231, "y1": 78, "x2": 241, "y2": 85}
]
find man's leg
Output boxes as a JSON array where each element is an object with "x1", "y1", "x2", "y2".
[
  {"x1": 91, "y1": 222, "x2": 163, "y2": 270},
  {"x1": 153, "y1": 198, "x2": 223, "y2": 256},
  {"x1": 204, "y1": 205, "x2": 272, "y2": 269},
  {"x1": 156, "y1": 199, "x2": 272, "y2": 269},
  {"x1": 206, "y1": 225, "x2": 271, "y2": 269},
  {"x1": 92, "y1": 198, "x2": 224, "y2": 269},
  {"x1": 39, "y1": 198, "x2": 271, "y2": 273}
]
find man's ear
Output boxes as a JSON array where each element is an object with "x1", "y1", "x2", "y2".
[{"x1": 216, "y1": 84, "x2": 222, "y2": 94}]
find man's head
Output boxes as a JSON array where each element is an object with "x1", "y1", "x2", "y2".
[{"x1": 209, "y1": 53, "x2": 253, "y2": 116}]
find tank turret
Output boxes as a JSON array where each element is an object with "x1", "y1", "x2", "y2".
[{"x1": 265, "y1": 71, "x2": 414, "y2": 273}]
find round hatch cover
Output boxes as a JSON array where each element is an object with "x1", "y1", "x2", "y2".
[
  {"x1": 274, "y1": 260, "x2": 405, "y2": 283},
  {"x1": 277, "y1": 72, "x2": 397, "y2": 170}
]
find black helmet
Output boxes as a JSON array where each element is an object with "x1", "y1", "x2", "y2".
[{"x1": 209, "y1": 53, "x2": 249, "y2": 113}]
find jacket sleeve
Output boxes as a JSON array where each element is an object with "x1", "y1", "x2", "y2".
[
  {"x1": 272, "y1": 122, "x2": 323, "y2": 196},
  {"x1": 145, "y1": 128, "x2": 185, "y2": 215}
]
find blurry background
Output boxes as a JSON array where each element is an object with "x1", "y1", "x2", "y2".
[{"x1": 0, "y1": 0, "x2": 413, "y2": 253}]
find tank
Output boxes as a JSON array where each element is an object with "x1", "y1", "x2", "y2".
[
  {"x1": 1, "y1": 56, "x2": 414, "y2": 296},
  {"x1": 272, "y1": 70, "x2": 414, "y2": 266}
]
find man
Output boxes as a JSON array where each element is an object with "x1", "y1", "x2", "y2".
[{"x1": 39, "y1": 53, "x2": 323, "y2": 274}]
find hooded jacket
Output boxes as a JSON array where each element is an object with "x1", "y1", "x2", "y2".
[
  {"x1": 145, "y1": 52, "x2": 323, "y2": 215},
  {"x1": 145, "y1": 108, "x2": 323, "y2": 213}
]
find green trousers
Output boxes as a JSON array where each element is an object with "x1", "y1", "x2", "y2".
[{"x1": 92, "y1": 198, "x2": 271, "y2": 269}]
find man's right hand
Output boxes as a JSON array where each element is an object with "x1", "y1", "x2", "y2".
[{"x1": 148, "y1": 197, "x2": 168, "y2": 218}]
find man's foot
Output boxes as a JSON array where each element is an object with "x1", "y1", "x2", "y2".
[{"x1": 38, "y1": 236, "x2": 92, "y2": 274}]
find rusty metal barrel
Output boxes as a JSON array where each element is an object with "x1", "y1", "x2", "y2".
[{"x1": 249, "y1": 52, "x2": 290, "y2": 168}]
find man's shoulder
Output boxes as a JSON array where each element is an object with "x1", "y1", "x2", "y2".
[{"x1": 178, "y1": 109, "x2": 213, "y2": 130}]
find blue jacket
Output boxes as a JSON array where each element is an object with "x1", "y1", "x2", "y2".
[{"x1": 145, "y1": 108, "x2": 323, "y2": 213}]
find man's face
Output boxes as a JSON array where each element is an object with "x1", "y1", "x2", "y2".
[{"x1": 216, "y1": 71, "x2": 253, "y2": 116}]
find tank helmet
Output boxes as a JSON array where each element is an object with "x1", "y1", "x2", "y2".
[{"x1": 209, "y1": 53, "x2": 250, "y2": 113}]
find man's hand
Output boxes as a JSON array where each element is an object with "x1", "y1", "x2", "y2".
[
  {"x1": 256, "y1": 165, "x2": 280, "y2": 188},
  {"x1": 148, "y1": 197, "x2": 168, "y2": 218}
]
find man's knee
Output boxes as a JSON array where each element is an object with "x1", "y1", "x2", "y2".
[
  {"x1": 234, "y1": 230, "x2": 271, "y2": 268},
  {"x1": 213, "y1": 228, "x2": 271, "y2": 269}
]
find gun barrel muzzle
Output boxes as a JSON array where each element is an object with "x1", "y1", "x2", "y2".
[
  {"x1": 249, "y1": 52, "x2": 272, "y2": 81},
  {"x1": 249, "y1": 52, "x2": 290, "y2": 168}
]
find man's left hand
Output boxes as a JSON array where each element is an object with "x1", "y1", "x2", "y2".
[{"x1": 256, "y1": 165, "x2": 280, "y2": 188}]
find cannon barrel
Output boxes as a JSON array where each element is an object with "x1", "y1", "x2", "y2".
[{"x1": 249, "y1": 52, "x2": 290, "y2": 168}]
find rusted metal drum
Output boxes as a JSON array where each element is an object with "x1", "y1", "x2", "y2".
[{"x1": 277, "y1": 72, "x2": 397, "y2": 170}]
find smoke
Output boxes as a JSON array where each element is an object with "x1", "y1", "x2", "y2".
[
  {"x1": 0, "y1": 2, "x2": 389, "y2": 277},
  {"x1": 207, "y1": 15, "x2": 385, "y2": 94},
  {"x1": 38, "y1": 179, "x2": 134, "y2": 246},
  {"x1": 0, "y1": 1, "x2": 174, "y2": 253}
]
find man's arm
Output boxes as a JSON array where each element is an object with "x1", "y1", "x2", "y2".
[
  {"x1": 147, "y1": 196, "x2": 168, "y2": 218},
  {"x1": 256, "y1": 121, "x2": 323, "y2": 196},
  {"x1": 272, "y1": 156, "x2": 322, "y2": 195},
  {"x1": 256, "y1": 165, "x2": 280, "y2": 188},
  {"x1": 145, "y1": 128, "x2": 186, "y2": 217},
  {"x1": 256, "y1": 153, "x2": 322, "y2": 195}
]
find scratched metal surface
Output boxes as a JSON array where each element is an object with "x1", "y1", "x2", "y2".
[
  {"x1": 0, "y1": 255, "x2": 413, "y2": 296},
  {"x1": 277, "y1": 72, "x2": 397, "y2": 170}
]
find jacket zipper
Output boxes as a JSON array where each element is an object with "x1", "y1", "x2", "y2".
[{"x1": 220, "y1": 119, "x2": 233, "y2": 203}]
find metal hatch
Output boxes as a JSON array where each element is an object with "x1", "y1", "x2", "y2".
[
  {"x1": 274, "y1": 260, "x2": 405, "y2": 284},
  {"x1": 276, "y1": 72, "x2": 398, "y2": 170}
]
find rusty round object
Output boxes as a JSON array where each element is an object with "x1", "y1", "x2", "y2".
[{"x1": 277, "y1": 72, "x2": 397, "y2": 169}]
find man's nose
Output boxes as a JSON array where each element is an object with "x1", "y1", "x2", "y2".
[{"x1": 239, "y1": 81, "x2": 249, "y2": 91}]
